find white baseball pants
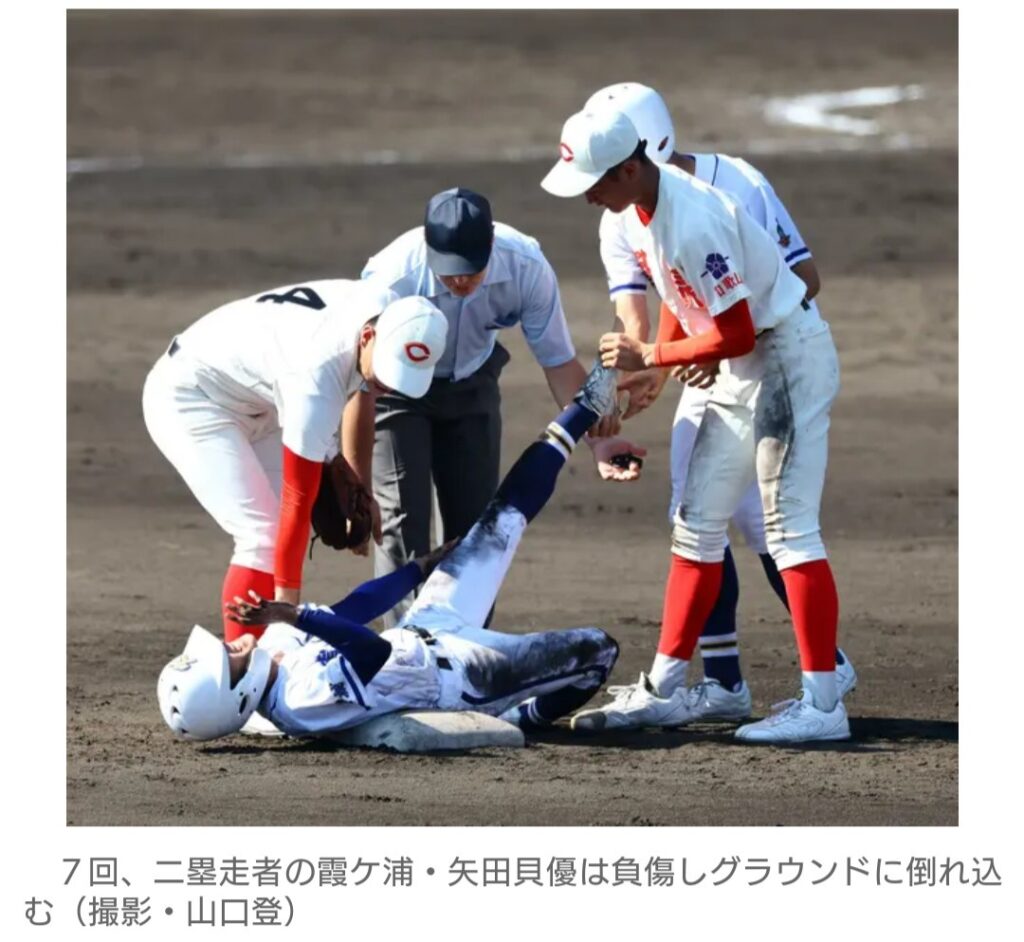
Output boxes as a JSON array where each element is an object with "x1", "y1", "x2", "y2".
[
  {"x1": 398, "y1": 503, "x2": 617, "y2": 715},
  {"x1": 670, "y1": 384, "x2": 768, "y2": 553},
  {"x1": 671, "y1": 307, "x2": 840, "y2": 572},
  {"x1": 142, "y1": 352, "x2": 283, "y2": 572}
]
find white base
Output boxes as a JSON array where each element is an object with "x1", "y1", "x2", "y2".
[{"x1": 329, "y1": 711, "x2": 525, "y2": 752}]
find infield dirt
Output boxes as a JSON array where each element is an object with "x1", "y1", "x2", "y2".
[{"x1": 68, "y1": 10, "x2": 957, "y2": 826}]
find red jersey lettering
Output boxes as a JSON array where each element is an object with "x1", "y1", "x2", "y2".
[{"x1": 670, "y1": 268, "x2": 704, "y2": 310}]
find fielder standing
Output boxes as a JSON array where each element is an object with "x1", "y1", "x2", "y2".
[
  {"x1": 581, "y1": 83, "x2": 854, "y2": 721},
  {"x1": 142, "y1": 279, "x2": 447, "y2": 641},
  {"x1": 542, "y1": 108, "x2": 850, "y2": 743}
]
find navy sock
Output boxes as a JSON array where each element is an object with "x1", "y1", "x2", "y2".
[
  {"x1": 759, "y1": 552, "x2": 790, "y2": 610},
  {"x1": 494, "y1": 402, "x2": 595, "y2": 522},
  {"x1": 762, "y1": 552, "x2": 844, "y2": 665},
  {"x1": 531, "y1": 682, "x2": 604, "y2": 725},
  {"x1": 698, "y1": 546, "x2": 743, "y2": 691},
  {"x1": 555, "y1": 400, "x2": 599, "y2": 442}
]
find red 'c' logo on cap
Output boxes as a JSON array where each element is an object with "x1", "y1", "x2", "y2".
[
  {"x1": 559, "y1": 142, "x2": 574, "y2": 162},
  {"x1": 405, "y1": 341, "x2": 431, "y2": 363}
]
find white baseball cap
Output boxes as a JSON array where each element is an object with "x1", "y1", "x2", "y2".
[
  {"x1": 541, "y1": 109, "x2": 642, "y2": 198},
  {"x1": 585, "y1": 83, "x2": 676, "y2": 164},
  {"x1": 371, "y1": 295, "x2": 448, "y2": 399}
]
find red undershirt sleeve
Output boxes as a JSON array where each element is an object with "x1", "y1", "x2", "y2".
[
  {"x1": 655, "y1": 301, "x2": 687, "y2": 345},
  {"x1": 274, "y1": 446, "x2": 324, "y2": 591},
  {"x1": 651, "y1": 298, "x2": 756, "y2": 367}
]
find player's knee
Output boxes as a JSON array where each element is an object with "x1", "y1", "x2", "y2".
[
  {"x1": 671, "y1": 513, "x2": 729, "y2": 563},
  {"x1": 766, "y1": 529, "x2": 827, "y2": 571},
  {"x1": 231, "y1": 528, "x2": 277, "y2": 573},
  {"x1": 571, "y1": 628, "x2": 619, "y2": 683},
  {"x1": 593, "y1": 628, "x2": 619, "y2": 666}
]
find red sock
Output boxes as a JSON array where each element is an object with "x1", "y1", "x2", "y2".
[
  {"x1": 222, "y1": 565, "x2": 275, "y2": 641},
  {"x1": 657, "y1": 556, "x2": 724, "y2": 660},
  {"x1": 780, "y1": 559, "x2": 838, "y2": 671}
]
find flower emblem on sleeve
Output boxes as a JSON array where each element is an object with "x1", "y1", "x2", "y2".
[{"x1": 702, "y1": 253, "x2": 730, "y2": 279}]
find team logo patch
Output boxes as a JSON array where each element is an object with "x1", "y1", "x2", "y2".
[
  {"x1": 330, "y1": 679, "x2": 350, "y2": 702},
  {"x1": 559, "y1": 142, "x2": 574, "y2": 162},
  {"x1": 405, "y1": 341, "x2": 431, "y2": 363},
  {"x1": 776, "y1": 221, "x2": 792, "y2": 248},
  {"x1": 168, "y1": 654, "x2": 197, "y2": 672},
  {"x1": 702, "y1": 253, "x2": 731, "y2": 280},
  {"x1": 316, "y1": 647, "x2": 340, "y2": 666}
]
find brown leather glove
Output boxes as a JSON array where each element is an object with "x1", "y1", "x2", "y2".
[{"x1": 310, "y1": 455, "x2": 375, "y2": 551}]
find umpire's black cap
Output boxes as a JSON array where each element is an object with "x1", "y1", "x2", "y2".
[{"x1": 424, "y1": 188, "x2": 495, "y2": 276}]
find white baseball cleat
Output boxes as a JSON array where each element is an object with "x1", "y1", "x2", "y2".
[
  {"x1": 574, "y1": 360, "x2": 618, "y2": 417},
  {"x1": 836, "y1": 649, "x2": 858, "y2": 698},
  {"x1": 239, "y1": 712, "x2": 286, "y2": 738},
  {"x1": 734, "y1": 694, "x2": 850, "y2": 744},
  {"x1": 687, "y1": 678, "x2": 753, "y2": 721},
  {"x1": 571, "y1": 673, "x2": 708, "y2": 732}
]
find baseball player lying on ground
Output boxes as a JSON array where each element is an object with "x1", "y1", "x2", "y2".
[{"x1": 157, "y1": 363, "x2": 642, "y2": 741}]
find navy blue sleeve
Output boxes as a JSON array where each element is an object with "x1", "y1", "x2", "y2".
[
  {"x1": 328, "y1": 562, "x2": 423, "y2": 624},
  {"x1": 296, "y1": 607, "x2": 393, "y2": 685}
]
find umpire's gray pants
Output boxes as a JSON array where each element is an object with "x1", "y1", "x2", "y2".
[{"x1": 372, "y1": 343, "x2": 509, "y2": 627}]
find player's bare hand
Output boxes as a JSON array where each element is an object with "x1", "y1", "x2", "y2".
[
  {"x1": 618, "y1": 368, "x2": 668, "y2": 419},
  {"x1": 599, "y1": 333, "x2": 653, "y2": 372},
  {"x1": 226, "y1": 590, "x2": 300, "y2": 626},
  {"x1": 590, "y1": 436, "x2": 647, "y2": 482},
  {"x1": 417, "y1": 537, "x2": 461, "y2": 578},
  {"x1": 225, "y1": 634, "x2": 257, "y2": 655},
  {"x1": 670, "y1": 360, "x2": 720, "y2": 390},
  {"x1": 587, "y1": 408, "x2": 622, "y2": 439}
]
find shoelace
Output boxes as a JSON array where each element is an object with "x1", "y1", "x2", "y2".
[
  {"x1": 684, "y1": 682, "x2": 719, "y2": 706},
  {"x1": 604, "y1": 682, "x2": 648, "y2": 706},
  {"x1": 761, "y1": 698, "x2": 804, "y2": 725}
]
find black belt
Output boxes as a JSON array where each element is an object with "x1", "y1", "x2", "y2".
[{"x1": 408, "y1": 626, "x2": 452, "y2": 670}]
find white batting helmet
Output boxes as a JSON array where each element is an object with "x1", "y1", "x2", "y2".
[
  {"x1": 157, "y1": 625, "x2": 272, "y2": 741},
  {"x1": 584, "y1": 83, "x2": 676, "y2": 164}
]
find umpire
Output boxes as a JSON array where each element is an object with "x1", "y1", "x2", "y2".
[{"x1": 356, "y1": 187, "x2": 617, "y2": 626}]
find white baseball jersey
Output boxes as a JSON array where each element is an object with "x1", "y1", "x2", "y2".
[
  {"x1": 257, "y1": 622, "x2": 440, "y2": 736},
  {"x1": 603, "y1": 165, "x2": 807, "y2": 336},
  {"x1": 600, "y1": 155, "x2": 816, "y2": 326},
  {"x1": 361, "y1": 222, "x2": 576, "y2": 380},
  {"x1": 174, "y1": 279, "x2": 397, "y2": 462}
]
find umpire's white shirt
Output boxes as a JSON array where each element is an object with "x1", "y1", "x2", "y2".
[{"x1": 361, "y1": 222, "x2": 576, "y2": 381}]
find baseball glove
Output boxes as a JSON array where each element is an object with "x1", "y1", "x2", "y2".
[{"x1": 310, "y1": 454, "x2": 376, "y2": 552}]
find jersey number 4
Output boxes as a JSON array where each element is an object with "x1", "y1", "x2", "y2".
[{"x1": 257, "y1": 286, "x2": 326, "y2": 311}]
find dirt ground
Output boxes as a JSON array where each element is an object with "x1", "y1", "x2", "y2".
[{"x1": 67, "y1": 10, "x2": 958, "y2": 826}]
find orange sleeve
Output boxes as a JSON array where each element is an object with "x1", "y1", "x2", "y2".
[
  {"x1": 652, "y1": 299, "x2": 756, "y2": 367},
  {"x1": 274, "y1": 447, "x2": 324, "y2": 591}
]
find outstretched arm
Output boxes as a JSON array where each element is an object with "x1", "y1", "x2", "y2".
[
  {"x1": 327, "y1": 563, "x2": 423, "y2": 624},
  {"x1": 225, "y1": 593, "x2": 392, "y2": 685},
  {"x1": 328, "y1": 539, "x2": 458, "y2": 622}
]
